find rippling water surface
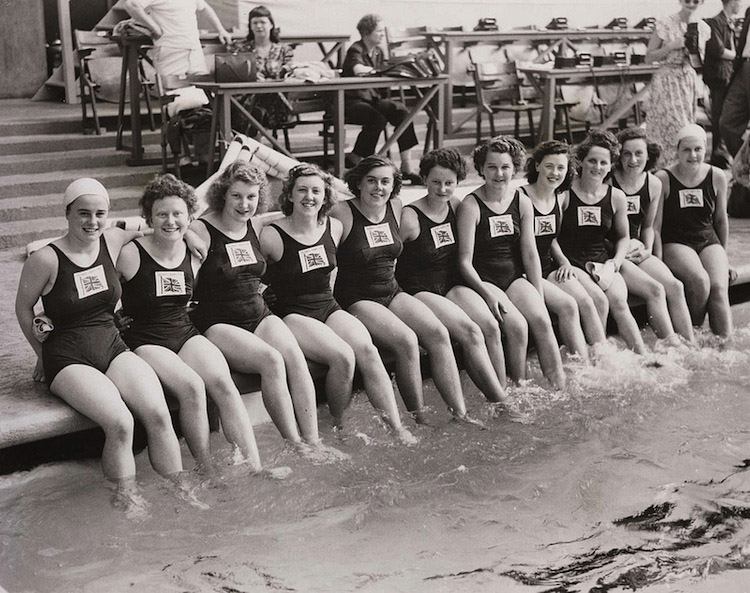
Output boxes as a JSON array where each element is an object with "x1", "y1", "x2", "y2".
[{"x1": 2, "y1": 309, "x2": 750, "y2": 593}]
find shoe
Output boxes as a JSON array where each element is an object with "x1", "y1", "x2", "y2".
[{"x1": 401, "y1": 172, "x2": 422, "y2": 185}]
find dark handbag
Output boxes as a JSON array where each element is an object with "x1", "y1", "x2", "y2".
[{"x1": 215, "y1": 52, "x2": 258, "y2": 83}]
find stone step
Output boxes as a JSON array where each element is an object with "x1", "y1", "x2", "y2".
[
  {"x1": 0, "y1": 166, "x2": 161, "y2": 200},
  {"x1": 0, "y1": 108, "x2": 161, "y2": 138},
  {"x1": 0, "y1": 208, "x2": 142, "y2": 250},
  {"x1": 0, "y1": 187, "x2": 142, "y2": 223},
  {"x1": 0, "y1": 130, "x2": 161, "y2": 156},
  {"x1": 0, "y1": 147, "x2": 132, "y2": 176}
]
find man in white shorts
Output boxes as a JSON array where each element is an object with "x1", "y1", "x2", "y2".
[{"x1": 123, "y1": 0, "x2": 231, "y2": 77}]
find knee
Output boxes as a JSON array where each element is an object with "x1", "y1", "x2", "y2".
[
  {"x1": 479, "y1": 318, "x2": 502, "y2": 344},
  {"x1": 331, "y1": 346, "x2": 356, "y2": 376},
  {"x1": 709, "y1": 274, "x2": 729, "y2": 295},
  {"x1": 421, "y1": 321, "x2": 452, "y2": 349},
  {"x1": 558, "y1": 296, "x2": 580, "y2": 323},
  {"x1": 664, "y1": 277, "x2": 686, "y2": 300},
  {"x1": 102, "y1": 413, "x2": 135, "y2": 444},
  {"x1": 504, "y1": 314, "x2": 528, "y2": 343},
  {"x1": 456, "y1": 320, "x2": 484, "y2": 349},
  {"x1": 591, "y1": 291, "x2": 609, "y2": 314},
  {"x1": 259, "y1": 348, "x2": 286, "y2": 376},
  {"x1": 180, "y1": 378, "x2": 207, "y2": 410},
  {"x1": 393, "y1": 329, "x2": 420, "y2": 358},
  {"x1": 355, "y1": 340, "x2": 383, "y2": 368},
  {"x1": 644, "y1": 281, "x2": 666, "y2": 303}
]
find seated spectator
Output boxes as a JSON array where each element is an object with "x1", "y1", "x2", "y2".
[
  {"x1": 342, "y1": 14, "x2": 420, "y2": 183},
  {"x1": 231, "y1": 5, "x2": 296, "y2": 135}
]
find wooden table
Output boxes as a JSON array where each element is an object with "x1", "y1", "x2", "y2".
[
  {"x1": 114, "y1": 33, "x2": 351, "y2": 166},
  {"x1": 196, "y1": 75, "x2": 447, "y2": 177},
  {"x1": 425, "y1": 28, "x2": 652, "y2": 134},
  {"x1": 519, "y1": 63, "x2": 659, "y2": 142}
]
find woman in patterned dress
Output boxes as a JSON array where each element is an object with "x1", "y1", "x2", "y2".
[
  {"x1": 645, "y1": 0, "x2": 710, "y2": 166},
  {"x1": 232, "y1": 5, "x2": 295, "y2": 135}
]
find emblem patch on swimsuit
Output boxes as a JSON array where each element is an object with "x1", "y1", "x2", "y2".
[
  {"x1": 678, "y1": 188, "x2": 704, "y2": 208},
  {"x1": 364, "y1": 223, "x2": 395, "y2": 248},
  {"x1": 534, "y1": 214, "x2": 556, "y2": 236},
  {"x1": 298, "y1": 244, "x2": 330, "y2": 273},
  {"x1": 155, "y1": 271, "x2": 186, "y2": 297},
  {"x1": 577, "y1": 206, "x2": 601, "y2": 226},
  {"x1": 73, "y1": 265, "x2": 108, "y2": 299},
  {"x1": 488, "y1": 214, "x2": 514, "y2": 237},
  {"x1": 430, "y1": 223, "x2": 455, "y2": 248},
  {"x1": 626, "y1": 195, "x2": 641, "y2": 214},
  {"x1": 225, "y1": 241, "x2": 258, "y2": 267}
]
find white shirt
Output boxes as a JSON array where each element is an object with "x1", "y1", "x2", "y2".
[{"x1": 140, "y1": 0, "x2": 206, "y2": 50}]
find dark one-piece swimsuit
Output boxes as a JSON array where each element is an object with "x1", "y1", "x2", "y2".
[
  {"x1": 120, "y1": 239, "x2": 200, "y2": 352},
  {"x1": 395, "y1": 203, "x2": 461, "y2": 296},
  {"x1": 41, "y1": 235, "x2": 129, "y2": 384},
  {"x1": 661, "y1": 169, "x2": 720, "y2": 253},
  {"x1": 191, "y1": 218, "x2": 271, "y2": 333},
  {"x1": 558, "y1": 186, "x2": 615, "y2": 269},
  {"x1": 469, "y1": 192, "x2": 524, "y2": 291},
  {"x1": 334, "y1": 200, "x2": 403, "y2": 309},
  {"x1": 520, "y1": 187, "x2": 562, "y2": 279},
  {"x1": 264, "y1": 218, "x2": 342, "y2": 322}
]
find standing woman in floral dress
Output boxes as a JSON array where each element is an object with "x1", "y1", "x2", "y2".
[{"x1": 645, "y1": 0, "x2": 711, "y2": 166}]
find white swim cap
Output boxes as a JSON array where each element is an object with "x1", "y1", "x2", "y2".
[
  {"x1": 675, "y1": 124, "x2": 707, "y2": 147},
  {"x1": 63, "y1": 178, "x2": 110, "y2": 209}
]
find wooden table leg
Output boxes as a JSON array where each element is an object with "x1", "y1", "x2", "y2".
[
  {"x1": 126, "y1": 43, "x2": 144, "y2": 165},
  {"x1": 333, "y1": 90, "x2": 345, "y2": 177}
]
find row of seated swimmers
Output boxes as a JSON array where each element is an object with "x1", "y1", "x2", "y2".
[{"x1": 15, "y1": 122, "x2": 733, "y2": 512}]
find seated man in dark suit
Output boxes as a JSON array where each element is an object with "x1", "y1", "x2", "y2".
[
  {"x1": 342, "y1": 14, "x2": 420, "y2": 183},
  {"x1": 704, "y1": 0, "x2": 742, "y2": 167}
]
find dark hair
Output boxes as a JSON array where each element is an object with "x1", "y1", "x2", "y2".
[
  {"x1": 614, "y1": 128, "x2": 661, "y2": 172},
  {"x1": 419, "y1": 147, "x2": 467, "y2": 182},
  {"x1": 140, "y1": 174, "x2": 198, "y2": 225},
  {"x1": 357, "y1": 14, "x2": 381, "y2": 37},
  {"x1": 525, "y1": 140, "x2": 573, "y2": 191},
  {"x1": 279, "y1": 163, "x2": 337, "y2": 222},
  {"x1": 206, "y1": 161, "x2": 270, "y2": 213},
  {"x1": 472, "y1": 135, "x2": 526, "y2": 176},
  {"x1": 575, "y1": 129, "x2": 620, "y2": 173},
  {"x1": 247, "y1": 5, "x2": 279, "y2": 43},
  {"x1": 344, "y1": 155, "x2": 402, "y2": 199}
]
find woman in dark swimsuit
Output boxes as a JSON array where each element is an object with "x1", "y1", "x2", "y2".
[
  {"x1": 655, "y1": 124, "x2": 733, "y2": 337},
  {"x1": 456, "y1": 136, "x2": 565, "y2": 389},
  {"x1": 558, "y1": 130, "x2": 645, "y2": 353},
  {"x1": 15, "y1": 178, "x2": 184, "y2": 507},
  {"x1": 612, "y1": 128, "x2": 694, "y2": 343},
  {"x1": 396, "y1": 148, "x2": 507, "y2": 402},
  {"x1": 117, "y1": 174, "x2": 263, "y2": 470},
  {"x1": 190, "y1": 161, "x2": 342, "y2": 462},
  {"x1": 259, "y1": 164, "x2": 416, "y2": 443},
  {"x1": 331, "y1": 155, "x2": 476, "y2": 425}
]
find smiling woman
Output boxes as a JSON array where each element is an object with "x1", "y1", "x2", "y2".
[
  {"x1": 14, "y1": 177, "x2": 185, "y2": 512},
  {"x1": 116, "y1": 174, "x2": 263, "y2": 472}
]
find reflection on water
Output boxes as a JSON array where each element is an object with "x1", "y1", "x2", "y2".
[{"x1": 2, "y1": 312, "x2": 750, "y2": 592}]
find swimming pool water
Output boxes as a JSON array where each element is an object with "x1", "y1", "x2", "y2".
[{"x1": 2, "y1": 309, "x2": 750, "y2": 593}]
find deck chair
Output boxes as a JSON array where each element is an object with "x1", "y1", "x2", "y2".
[
  {"x1": 73, "y1": 30, "x2": 122, "y2": 134},
  {"x1": 469, "y1": 50, "x2": 544, "y2": 144}
]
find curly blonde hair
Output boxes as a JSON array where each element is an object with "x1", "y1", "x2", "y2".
[
  {"x1": 279, "y1": 163, "x2": 337, "y2": 222},
  {"x1": 205, "y1": 161, "x2": 270, "y2": 213}
]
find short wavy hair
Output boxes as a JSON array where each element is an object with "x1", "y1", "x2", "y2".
[
  {"x1": 344, "y1": 155, "x2": 402, "y2": 199},
  {"x1": 356, "y1": 14, "x2": 381, "y2": 37},
  {"x1": 140, "y1": 173, "x2": 198, "y2": 225},
  {"x1": 247, "y1": 5, "x2": 279, "y2": 43},
  {"x1": 279, "y1": 163, "x2": 337, "y2": 222},
  {"x1": 615, "y1": 127, "x2": 661, "y2": 172},
  {"x1": 205, "y1": 161, "x2": 270, "y2": 213},
  {"x1": 418, "y1": 147, "x2": 467, "y2": 182},
  {"x1": 575, "y1": 129, "x2": 620, "y2": 172},
  {"x1": 472, "y1": 135, "x2": 526, "y2": 176},
  {"x1": 525, "y1": 140, "x2": 573, "y2": 191}
]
